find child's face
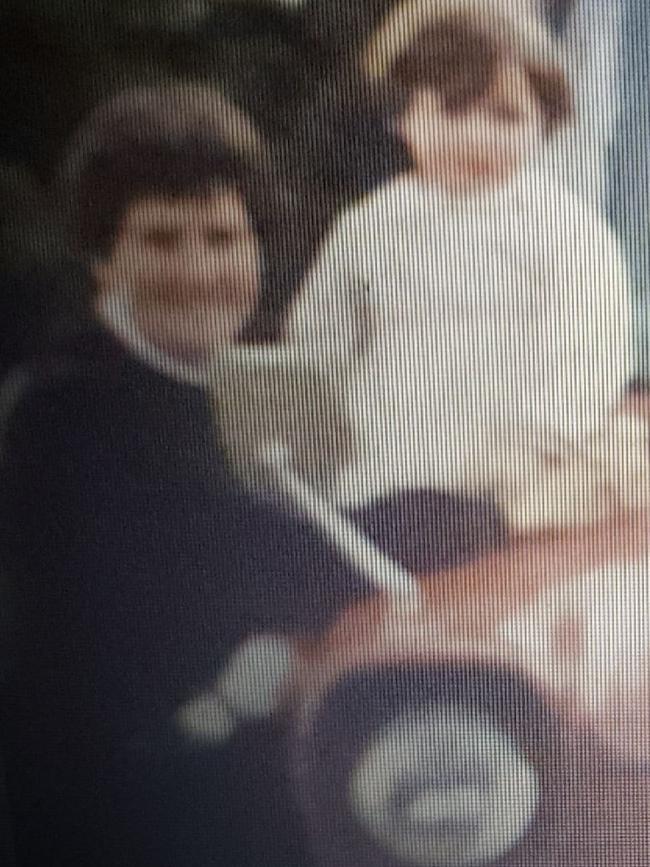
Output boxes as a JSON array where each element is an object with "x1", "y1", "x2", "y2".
[
  {"x1": 96, "y1": 184, "x2": 260, "y2": 361},
  {"x1": 398, "y1": 61, "x2": 544, "y2": 192}
]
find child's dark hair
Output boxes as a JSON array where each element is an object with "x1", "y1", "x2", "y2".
[
  {"x1": 380, "y1": 14, "x2": 572, "y2": 131},
  {"x1": 59, "y1": 81, "x2": 282, "y2": 258}
]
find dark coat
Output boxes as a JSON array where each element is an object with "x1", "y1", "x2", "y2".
[{"x1": 0, "y1": 325, "x2": 371, "y2": 867}]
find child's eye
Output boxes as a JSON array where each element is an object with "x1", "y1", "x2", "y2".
[
  {"x1": 488, "y1": 97, "x2": 527, "y2": 125},
  {"x1": 206, "y1": 228, "x2": 235, "y2": 245},
  {"x1": 142, "y1": 228, "x2": 179, "y2": 251}
]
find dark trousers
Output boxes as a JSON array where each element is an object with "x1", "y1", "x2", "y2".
[{"x1": 349, "y1": 488, "x2": 508, "y2": 575}]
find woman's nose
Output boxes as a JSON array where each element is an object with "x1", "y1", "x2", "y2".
[{"x1": 180, "y1": 244, "x2": 218, "y2": 281}]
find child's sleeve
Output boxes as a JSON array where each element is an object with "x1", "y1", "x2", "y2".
[
  {"x1": 569, "y1": 196, "x2": 635, "y2": 417},
  {"x1": 499, "y1": 191, "x2": 642, "y2": 532},
  {"x1": 530, "y1": 187, "x2": 635, "y2": 440},
  {"x1": 283, "y1": 205, "x2": 370, "y2": 367}
]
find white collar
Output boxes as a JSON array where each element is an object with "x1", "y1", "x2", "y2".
[
  {"x1": 97, "y1": 288, "x2": 214, "y2": 386},
  {"x1": 394, "y1": 163, "x2": 540, "y2": 212}
]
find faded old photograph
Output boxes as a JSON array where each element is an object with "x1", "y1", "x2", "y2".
[{"x1": 1, "y1": 2, "x2": 649, "y2": 866}]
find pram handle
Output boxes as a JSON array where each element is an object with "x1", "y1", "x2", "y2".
[
  {"x1": 258, "y1": 442, "x2": 421, "y2": 604},
  {"x1": 210, "y1": 346, "x2": 421, "y2": 604}
]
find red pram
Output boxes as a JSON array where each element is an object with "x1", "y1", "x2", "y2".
[{"x1": 212, "y1": 350, "x2": 650, "y2": 867}]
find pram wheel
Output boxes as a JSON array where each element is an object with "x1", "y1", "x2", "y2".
[{"x1": 291, "y1": 662, "x2": 573, "y2": 867}]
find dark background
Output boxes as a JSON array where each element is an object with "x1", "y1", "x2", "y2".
[{"x1": 0, "y1": 0, "x2": 573, "y2": 180}]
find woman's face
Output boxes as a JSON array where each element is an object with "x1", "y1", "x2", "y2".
[
  {"x1": 95, "y1": 183, "x2": 260, "y2": 361},
  {"x1": 398, "y1": 61, "x2": 544, "y2": 192}
]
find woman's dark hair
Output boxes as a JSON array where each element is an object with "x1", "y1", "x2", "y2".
[
  {"x1": 59, "y1": 81, "x2": 285, "y2": 259},
  {"x1": 389, "y1": 15, "x2": 572, "y2": 131},
  {"x1": 57, "y1": 80, "x2": 302, "y2": 344}
]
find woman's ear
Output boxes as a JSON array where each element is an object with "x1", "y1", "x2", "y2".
[
  {"x1": 90, "y1": 255, "x2": 105, "y2": 284},
  {"x1": 90, "y1": 254, "x2": 115, "y2": 295}
]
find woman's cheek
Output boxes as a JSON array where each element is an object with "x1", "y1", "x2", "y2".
[
  {"x1": 125, "y1": 245, "x2": 176, "y2": 300},
  {"x1": 222, "y1": 241, "x2": 260, "y2": 308}
]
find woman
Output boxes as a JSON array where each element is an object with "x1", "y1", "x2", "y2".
[{"x1": 0, "y1": 82, "x2": 371, "y2": 867}]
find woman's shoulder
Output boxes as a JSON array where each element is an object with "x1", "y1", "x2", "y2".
[
  {"x1": 10, "y1": 325, "x2": 208, "y2": 402},
  {"x1": 0, "y1": 326, "x2": 210, "y2": 463},
  {"x1": 0, "y1": 328, "x2": 132, "y2": 425},
  {"x1": 0, "y1": 329, "x2": 108, "y2": 430}
]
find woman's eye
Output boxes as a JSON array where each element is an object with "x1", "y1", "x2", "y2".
[{"x1": 142, "y1": 229, "x2": 179, "y2": 251}]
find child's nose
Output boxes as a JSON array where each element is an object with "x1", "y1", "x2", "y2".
[
  {"x1": 491, "y1": 99, "x2": 526, "y2": 124},
  {"x1": 489, "y1": 65, "x2": 536, "y2": 125}
]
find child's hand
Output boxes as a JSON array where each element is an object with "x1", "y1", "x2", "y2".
[
  {"x1": 500, "y1": 414, "x2": 650, "y2": 533},
  {"x1": 502, "y1": 460, "x2": 609, "y2": 534}
]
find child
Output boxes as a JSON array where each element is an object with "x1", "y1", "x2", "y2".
[{"x1": 285, "y1": 0, "x2": 648, "y2": 536}]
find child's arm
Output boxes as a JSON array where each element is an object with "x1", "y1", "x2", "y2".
[
  {"x1": 500, "y1": 191, "x2": 642, "y2": 531},
  {"x1": 520, "y1": 186, "x2": 635, "y2": 440},
  {"x1": 564, "y1": 193, "x2": 635, "y2": 425},
  {"x1": 283, "y1": 205, "x2": 371, "y2": 368}
]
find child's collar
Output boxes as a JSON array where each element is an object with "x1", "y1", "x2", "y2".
[{"x1": 398, "y1": 166, "x2": 534, "y2": 209}]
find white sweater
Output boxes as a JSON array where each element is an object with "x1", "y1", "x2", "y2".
[{"x1": 285, "y1": 170, "x2": 636, "y2": 517}]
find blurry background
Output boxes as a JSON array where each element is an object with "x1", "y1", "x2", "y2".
[
  {"x1": 4, "y1": 0, "x2": 649, "y2": 374},
  {"x1": 0, "y1": 1, "x2": 575, "y2": 185}
]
